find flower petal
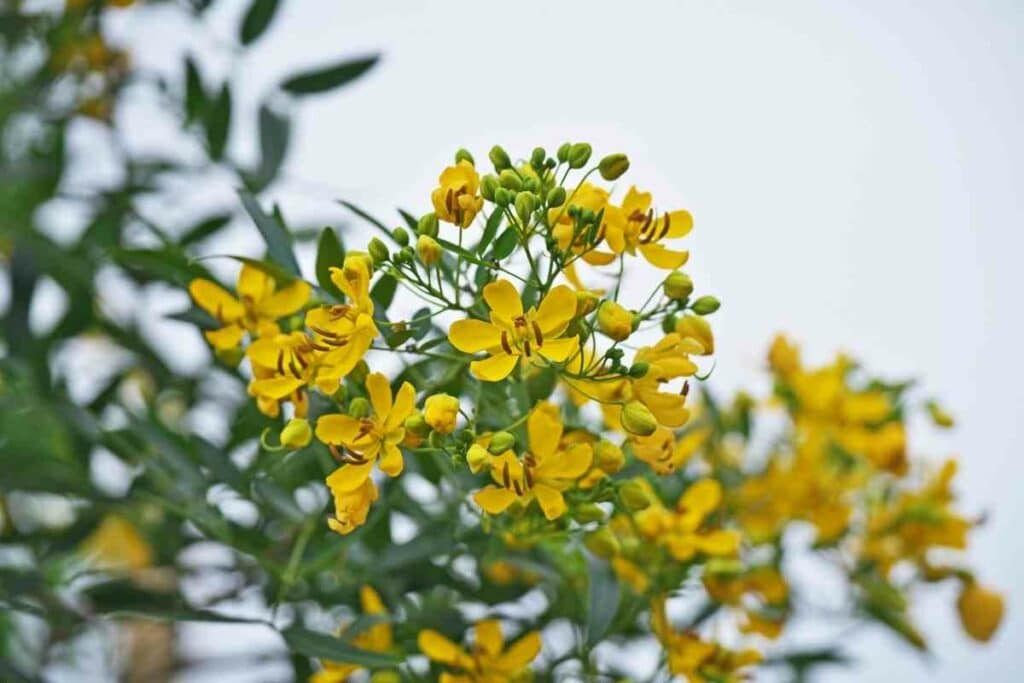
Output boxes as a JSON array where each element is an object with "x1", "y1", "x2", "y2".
[
  {"x1": 474, "y1": 486, "x2": 517, "y2": 515},
  {"x1": 385, "y1": 381, "x2": 416, "y2": 431},
  {"x1": 258, "y1": 279, "x2": 311, "y2": 318},
  {"x1": 204, "y1": 324, "x2": 245, "y2": 350},
  {"x1": 449, "y1": 319, "x2": 502, "y2": 353},
  {"x1": 679, "y1": 479, "x2": 722, "y2": 519},
  {"x1": 379, "y1": 443, "x2": 404, "y2": 477},
  {"x1": 536, "y1": 336, "x2": 579, "y2": 364},
  {"x1": 474, "y1": 620, "x2": 504, "y2": 657},
  {"x1": 527, "y1": 403, "x2": 563, "y2": 460},
  {"x1": 237, "y1": 263, "x2": 274, "y2": 301},
  {"x1": 663, "y1": 209, "x2": 693, "y2": 238},
  {"x1": 534, "y1": 285, "x2": 576, "y2": 336},
  {"x1": 483, "y1": 279, "x2": 523, "y2": 319},
  {"x1": 418, "y1": 630, "x2": 469, "y2": 666},
  {"x1": 538, "y1": 443, "x2": 592, "y2": 481},
  {"x1": 694, "y1": 529, "x2": 741, "y2": 556},
  {"x1": 533, "y1": 483, "x2": 567, "y2": 520},
  {"x1": 365, "y1": 372, "x2": 392, "y2": 418},
  {"x1": 251, "y1": 376, "x2": 304, "y2": 400},
  {"x1": 496, "y1": 631, "x2": 541, "y2": 672},
  {"x1": 471, "y1": 353, "x2": 518, "y2": 382},
  {"x1": 189, "y1": 278, "x2": 244, "y2": 321},
  {"x1": 325, "y1": 462, "x2": 373, "y2": 494},
  {"x1": 316, "y1": 414, "x2": 361, "y2": 445},
  {"x1": 639, "y1": 243, "x2": 689, "y2": 270}
]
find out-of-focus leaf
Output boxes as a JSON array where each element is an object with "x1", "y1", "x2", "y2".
[
  {"x1": 111, "y1": 247, "x2": 211, "y2": 287},
  {"x1": 585, "y1": 556, "x2": 620, "y2": 646},
  {"x1": 280, "y1": 55, "x2": 379, "y2": 96},
  {"x1": 248, "y1": 102, "x2": 290, "y2": 192},
  {"x1": 166, "y1": 305, "x2": 219, "y2": 331},
  {"x1": 239, "y1": 0, "x2": 280, "y2": 45},
  {"x1": 204, "y1": 83, "x2": 232, "y2": 159},
  {"x1": 252, "y1": 476, "x2": 304, "y2": 523},
  {"x1": 87, "y1": 579, "x2": 264, "y2": 623},
  {"x1": 179, "y1": 213, "x2": 232, "y2": 247},
  {"x1": 281, "y1": 625, "x2": 401, "y2": 667},
  {"x1": 184, "y1": 56, "x2": 205, "y2": 123},
  {"x1": 315, "y1": 226, "x2": 345, "y2": 298},
  {"x1": 337, "y1": 200, "x2": 394, "y2": 241},
  {"x1": 238, "y1": 191, "x2": 301, "y2": 276}
]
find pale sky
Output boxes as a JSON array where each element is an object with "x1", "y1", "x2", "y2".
[{"x1": 107, "y1": 1, "x2": 1022, "y2": 680}]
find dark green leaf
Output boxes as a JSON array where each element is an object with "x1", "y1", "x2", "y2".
[
  {"x1": 476, "y1": 210, "x2": 503, "y2": 254},
  {"x1": 248, "y1": 103, "x2": 290, "y2": 192},
  {"x1": 239, "y1": 0, "x2": 280, "y2": 45},
  {"x1": 585, "y1": 556, "x2": 620, "y2": 647},
  {"x1": 281, "y1": 626, "x2": 401, "y2": 667},
  {"x1": 238, "y1": 191, "x2": 301, "y2": 276},
  {"x1": 370, "y1": 274, "x2": 397, "y2": 311},
  {"x1": 315, "y1": 227, "x2": 345, "y2": 298},
  {"x1": 204, "y1": 83, "x2": 232, "y2": 159},
  {"x1": 184, "y1": 56, "x2": 205, "y2": 123},
  {"x1": 180, "y1": 214, "x2": 232, "y2": 246},
  {"x1": 280, "y1": 55, "x2": 379, "y2": 96},
  {"x1": 490, "y1": 227, "x2": 518, "y2": 260},
  {"x1": 337, "y1": 200, "x2": 394, "y2": 241}
]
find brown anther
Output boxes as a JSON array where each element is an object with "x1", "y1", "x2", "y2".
[
  {"x1": 500, "y1": 331, "x2": 514, "y2": 355},
  {"x1": 655, "y1": 212, "x2": 672, "y2": 241},
  {"x1": 294, "y1": 351, "x2": 309, "y2": 369},
  {"x1": 502, "y1": 462, "x2": 512, "y2": 489},
  {"x1": 513, "y1": 315, "x2": 528, "y2": 328},
  {"x1": 446, "y1": 188, "x2": 456, "y2": 213},
  {"x1": 288, "y1": 357, "x2": 303, "y2": 379},
  {"x1": 531, "y1": 321, "x2": 544, "y2": 347},
  {"x1": 523, "y1": 466, "x2": 534, "y2": 489},
  {"x1": 309, "y1": 340, "x2": 332, "y2": 352},
  {"x1": 312, "y1": 326, "x2": 342, "y2": 339},
  {"x1": 512, "y1": 479, "x2": 523, "y2": 496},
  {"x1": 523, "y1": 339, "x2": 532, "y2": 357},
  {"x1": 328, "y1": 305, "x2": 351, "y2": 320},
  {"x1": 276, "y1": 350, "x2": 286, "y2": 376},
  {"x1": 682, "y1": 380, "x2": 690, "y2": 397},
  {"x1": 328, "y1": 444, "x2": 344, "y2": 463}
]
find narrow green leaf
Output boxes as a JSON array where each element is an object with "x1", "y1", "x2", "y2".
[
  {"x1": 490, "y1": 227, "x2": 518, "y2": 260},
  {"x1": 281, "y1": 626, "x2": 401, "y2": 667},
  {"x1": 337, "y1": 200, "x2": 394, "y2": 241},
  {"x1": 476, "y1": 210, "x2": 504, "y2": 254},
  {"x1": 204, "y1": 83, "x2": 232, "y2": 159},
  {"x1": 184, "y1": 56, "x2": 205, "y2": 123},
  {"x1": 179, "y1": 214, "x2": 232, "y2": 246},
  {"x1": 436, "y1": 238, "x2": 487, "y2": 267},
  {"x1": 239, "y1": 0, "x2": 280, "y2": 45},
  {"x1": 585, "y1": 557, "x2": 620, "y2": 647},
  {"x1": 238, "y1": 191, "x2": 301, "y2": 276},
  {"x1": 281, "y1": 55, "x2": 379, "y2": 96},
  {"x1": 315, "y1": 227, "x2": 345, "y2": 298},
  {"x1": 370, "y1": 274, "x2": 397, "y2": 311},
  {"x1": 249, "y1": 103, "x2": 290, "y2": 192}
]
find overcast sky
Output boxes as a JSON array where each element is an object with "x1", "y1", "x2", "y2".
[{"x1": 109, "y1": 1, "x2": 1022, "y2": 680}]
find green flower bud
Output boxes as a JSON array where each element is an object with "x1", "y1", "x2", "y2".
[
  {"x1": 515, "y1": 192, "x2": 537, "y2": 222},
  {"x1": 530, "y1": 147, "x2": 546, "y2": 169},
  {"x1": 454, "y1": 147, "x2": 475, "y2": 165},
  {"x1": 494, "y1": 187, "x2": 513, "y2": 207},
  {"x1": 349, "y1": 397, "x2": 371, "y2": 419},
  {"x1": 481, "y1": 174, "x2": 499, "y2": 201},
  {"x1": 663, "y1": 270, "x2": 694, "y2": 301},
  {"x1": 416, "y1": 234, "x2": 442, "y2": 267},
  {"x1": 368, "y1": 237, "x2": 390, "y2": 265},
  {"x1": 428, "y1": 431, "x2": 444, "y2": 448},
  {"x1": 583, "y1": 526, "x2": 620, "y2": 558},
  {"x1": 556, "y1": 142, "x2": 571, "y2": 163},
  {"x1": 396, "y1": 246, "x2": 414, "y2": 265},
  {"x1": 661, "y1": 312, "x2": 678, "y2": 335},
  {"x1": 568, "y1": 142, "x2": 592, "y2": 169},
  {"x1": 523, "y1": 176, "x2": 540, "y2": 193},
  {"x1": 488, "y1": 431, "x2": 516, "y2": 454},
  {"x1": 404, "y1": 412, "x2": 430, "y2": 437},
  {"x1": 546, "y1": 186, "x2": 567, "y2": 207},
  {"x1": 417, "y1": 212, "x2": 439, "y2": 238},
  {"x1": 628, "y1": 362, "x2": 649, "y2": 378},
  {"x1": 598, "y1": 153, "x2": 630, "y2": 180},
  {"x1": 489, "y1": 145, "x2": 511, "y2": 171},
  {"x1": 392, "y1": 226, "x2": 410, "y2": 246},
  {"x1": 499, "y1": 169, "x2": 523, "y2": 191},
  {"x1": 619, "y1": 479, "x2": 652, "y2": 511},
  {"x1": 691, "y1": 295, "x2": 721, "y2": 316},
  {"x1": 280, "y1": 418, "x2": 312, "y2": 449},
  {"x1": 467, "y1": 444, "x2": 491, "y2": 473},
  {"x1": 621, "y1": 400, "x2": 658, "y2": 437},
  {"x1": 572, "y1": 503, "x2": 607, "y2": 524}
]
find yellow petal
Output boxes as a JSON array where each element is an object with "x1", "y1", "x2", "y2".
[
  {"x1": 527, "y1": 403, "x2": 563, "y2": 460},
  {"x1": 379, "y1": 443, "x2": 404, "y2": 477},
  {"x1": 189, "y1": 278, "x2": 243, "y2": 321},
  {"x1": 316, "y1": 414, "x2": 361, "y2": 444},
  {"x1": 471, "y1": 353, "x2": 518, "y2": 382},
  {"x1": 251, "y1": 376, "x2": 304, "y2": 400},
  {"x1": 582, "y1": 250, "x2": 617, "y2": 266},
  {"x1": 258, "y1": 279, "x2": 311, "y2": 318},
  {"x1": 365, "y1": 372, "x2": 392, "y2": 418},
  {"x1": 474, "y1": 486, "x2": 517, "y2": 515},
  {"x1": 663, "y1": 209, "x2": 693, "y2": 238},
  {"x1": 474, "y1": 620, "x2": 504, "y2": 657},
  {"x1": 326, "y1": 462, "x2": 373, "y2": 494},
  {"x1": 537, "y1": 443, "x2": 592, "y2": 481},
  {"x1": 534, "y1": 285, "x2": 576, "y2": 336},
  {"x1": 359, "y1": 585, "x2": 385, "y2": 615},
  {"x1": 679, "y1": 479, "x2": 722, "y2": 519},
  {"x1": 695, "y1": 529, "x2": 741, "y2": 556},
  {"x1": 237, "y1": 263, "x2": 273, "y2": 301},
  {"x1": 622, "y1": 186, "x2": 652, "y2": 215},
  {"x1": 496, "y1": 631, "x2": 541, "y2": 672},
  {"x1": 533, "y1": 483, "x2": 567, "y2": 520},
  {"x1": 639, "y1": 243, "x2": 689, "y2": 270},
  {"x1": 483, "y1": 279, "x2": 523, "y2": 319},
  {"x1": 204, "y1": 324, "x2": 244, "y2": 350},
  {"x1": 418, "y1": 630, "x2": 469, "y2": 666},
  {"x1": 449, "y1": 319, "x2": 502, "y2": 353},
  {"x1": 385, "y1": 381, "x2": 416, "y2": 431},
  {"x1": 536, "y1": 336, "x2": 579, "y2": 364}
]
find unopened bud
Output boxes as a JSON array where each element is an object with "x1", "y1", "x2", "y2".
[
  {"x1": 494, "y1": 187, "x2": 513, "y2": 207},
  {"x1": 498, "y1": 169, "x2": 523, "y2": 191},
  {"x1": 546, "y1": 186, "x2": 567, "y2": 208},
  {"x1": 424, "y1": 393, "x2": 460, "y2": 434},
  {"x1": 621, "y1": 401, "x2": 658, "y2": 437},
  {"x1": 349, "y1": 360, "x2": 369, "y2": 384},
  {"x1": 488, "y1": 431, "x2": 516, "y2": 454},
  {"x1": 691, "y1": 295, "x2": 721, "y2": 316},
  {"x1": 556, "y1": 142, "x2": 571, "y2": 163},
  {"x1": 958, "y1": 581, "x2": 1004, "y2": 642},
  {"x1": 348, "y1": 397, "x2": 370, "y2": 419},
  {"x1": 489, "y1": 145, "x2": 511, "y2": 171},
  {"x1": 575, "y1": 290, "x2": 599, "y2": 317},
  {"x1": 404, "y1": 412, "x2": 430, "y2": 437},
  {"x1": 568, "y1": 142, "x2": 592, "y2": 169},
  {"x1": 417, "y1": 212, "x2": 439, "y2": 238},
  {"x1": 280, "y1": 418, "x2": 312, "y2": 449},
  {"x1": 597, "y1": 300, "x2": 633, "y2": 342},
  {"x1": 515, "y1": 192, "x2": 537, "y2": 222},
  {"x1": 628, "y1": 362, "x2": 649, "y2": 378},
  {"x1": 481, "y1": 174, "x2": 499, "y2": 201},
  {"x1": 368, "y1": 237, "x2": 389, "y2": 265},
  {"x1": 583, "y1": 526, "x2": 620, "y2": 558},
  {"x1": 392, "y1": 226, "x2": 409, "y2": 246},
  {"x1": 467, "y1": 444, "x2": 491, "y2": 473},
  {"x1": 594, "y1": 440, "x2": 625, "y2": 474},
  {"x1": 416, "y1": 235, "x2": 442, "y2": 267},
  {"x1": 530, "y1": 147, "x2": 546, "y2": 169},
  {"x1": 572, "y1": 503, "x2": 606, "y2": 524},
  {"x1": 454, "y1": 148, "x2": 475, "y2": 165},
  {"x1": 598, "y1": 153, "x2": 630, "y2": 181},
  {"x1": 619, "y1": 479, "x2": 652, "y2": 511},
  {"x1": 663, "y1": 270, "x2": 694, "y2": 300}
]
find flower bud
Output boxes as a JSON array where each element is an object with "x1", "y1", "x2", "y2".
[
  {"x1": 280, "y1": 418, "x2": 312, "y2": 449},
  {"x1": 424, "y1": 393, "x2": 460, "y2": 434},
  {"x1": 556, "y1": 142, "x2": 571, "y2": 163},
  {"x1": 523, "y1": 176, "x2": 540, "y2": 193},
  {"x1": 417, "y1": 212, "x2": 439, "y2": 238},
  {"x1": 594, "y1": 440, "x2": 625, "y2": 474},
  {"x1": 395, "y1": 246, "x2": 414, "y2": 265},
  {"x1": 926, "y1": 400, "x2": 955, "y2": 428},
  {"x1": 530, "y1": 147, "x2": 546, "y2": 169},
  {"x1": 404, "y1": 412, "x2": 430, "y2": 437},
  {"x1": 691, "y1": 295, "x2": 721, "y2": 315},
  {"x1": 488, "y1": 431, "x2": 516, "y2": 454},
  {"x1": 515, "y1": 192, "x2": 537, "y2": 222},
  {"x1": 619, "y1": 479, "x2": 652, "y2": 511},
  {"x1": 628, "y1": 362, "x2": 650, "y2": 378},
  {"x1": 957, "y1": 582, "x2": 1004, "y2": 642},
  {"x1": 676, "y1": 314, "x2": 714, "y2": 355},
  {"x1": 428, "y1": 431, "x2": 444, "y2": 448},
  {"x1": 489, "y1": 145, "x2": 511, "y2": 171},
  {"x1": 454, "y1": 147, "x2": 475, "y2": 165},
  {"x1": 597, "y1": 300, "x2": 633, "y2": 341},
  {"x1": 663, "y1": 270, "x2": 694, "y2": 300},
  {"x1": 349, "y1": 397, "x2": 371, "y2": 419},
  {"x1": 583, "y1": 526, "x2": 620, "y2": 558},
  {"x1": 391, "y1": 226, "x2": 409, "y2": 246},
  {"x1": 499, "y1": 169, "x2": 523, "y2": 191},
  {"x1": 467, "y1": 444, "x2": 491, "y2": 473},
  {"x1": 494, "y1": 187, "x2": 513, "y2": 207},
  {"x1": 568, "y1": 142, "x2": 592, "y2": 169},
  {"x1": 598, "y1": 153, "x2": 630, "y2": 180},
  {"x1": 416, "y1": 235, "x2": 442, "y2": 267},
  {"x1": 546, "y1": 186, "x2": 566, "y2": 208},
  {"x1": 481, "y1": 174, "x2": 499, "y2": 201},
  {"x1": 575, "y1": 290, "x2": 600, "y2": 317},
  {"x1": 368, "y1": 237, "x2": 390, "y2": 265},
  {"x1": 370, "y1": 671, "x2": 401, "y2": 683},
  {"x1": 621, "y1": 400, "x2": 658, "y2": 437},
  {"x1": 572, "y1": 503, "x2": 607, "y2": 524}
]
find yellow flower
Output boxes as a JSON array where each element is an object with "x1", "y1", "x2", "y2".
[
  {"x1": 449, "y1": 280, "x2": 579, "y2": 382},
  {"x1": 635, "y1": 479, "x2": 740, "y2": 561},
  {"x1": 473, "y1": 402, "x2": 592, "y2": 520},
  {"x1": 601, "y1": 186, "x2": 693, "y2": 269},
  {"x1": 311, "y1": 585, "x2": 393, "y2": 682},
  {"x1": 80, "y1": 515, "x2": 153, "y2": 571},
  {"x1": 957, "y1": 581, "x2": 1004, "y2": 642},
  {"x1": 280, "y1": 418, "x2": 312, "y2": 449},
  {"x1": 767, "y1": 334, "x2": 801, "y2": 376},
  {"x1": 325, "y1": 476, "x2": 378, "y2": 536},
  {"x1": 631, "y1": 426, "x2": 710, "y2": 475},
  {"x1": 651, "y1": 596, "x2": 761, "y2": 682},
  {"x1": 317, "y1": 373, "x2": 416, "y2": 495},
  {"x1": 675, "y1": 314, "x2": 714, "y2": 355},
  {"x1": 549, "y1": 182, "x2": 617, "y2": 266},
  {"x1": 189, "y1": 264, "x2": 310, "y2": 350},
  {"x1": 596, "y1": 300, "x2": 634, "y2": 341},
  {"x1": 424, "y1": 393, "x2": 460, "y2": 434},
  {"x1": 418, "y1": 620, "x2": 541, "y2": 682},
  {"x1": 431, "y1": 160, "x2": 484, "y2": 228}
]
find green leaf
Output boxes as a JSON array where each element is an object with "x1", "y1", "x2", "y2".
[
  {"x1": 337, "y1": 200, "x2": 394, "y2": 241},
  {"x1": 281, "y1": 55, "x2": 379, "y2": 96},
  {"x1": 111, "y1": 247, "x2": 211, "y2": 288},
  {"x1": 248, "y1": 103, "x2": 290, "y2": 192},
  {"x1": 476, "y1": 210, "x2": 504, "y2": 254},
  {"x1": 370, "y1": 274, "x2": 397, "y2": 311},
  {"x1": 184, "y1": 56, "x2": 205, "y2": 124},
  {"x1": 490, "y1": 227, "x2": 518, "y2": 260},
  {"x1": 251, "y1": 476, "x2": 304, "y2": 523},
  {"x1": 204, "y1": 83, "x2": 232, "y2": 159},
  {"x1": 238, "y1": 191, "x2": 301, "y2": 276},
  {"x1": 585, "y1": 556, "x2": 620, "y2": 647},
  {"x1": 179, "y1": 213, "x2": 232, "y2": 246},
  {"x1": 280, "y1": 626, "x2": 401, "y2": 667},
  {"x1": 315, "y1": 227, "x2": 345, "y2": 298},
  {"x1": 239, "y1": 0, "x2": 280, "y2": 45},
  {"x1": 436, "y1": 238, "x2": 487, "y2": 267},
  {"x1": 228, "y1": 255, "x2": 298, "y2": 286}
]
